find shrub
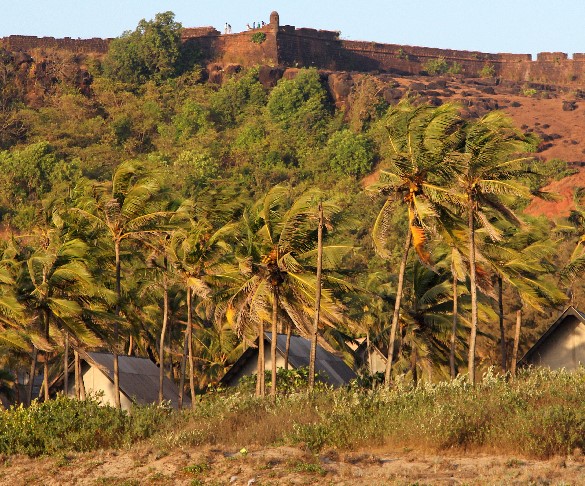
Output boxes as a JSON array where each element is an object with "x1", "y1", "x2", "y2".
[
  {"x1": 325, "y1": 129, "x2": 375, "y2": 178},
  {"x1": 424, "y1": 57, "x2": 449, "y2": 76},
  {"x1": 480, "y1": 63, "x2": 495, "y2": 78},
  {"x1": 0, "y1": 395, "x2": 164, "y2": 456},
  {"x1": 251, "y1": 32, "x2": 266, "y2": 44}
]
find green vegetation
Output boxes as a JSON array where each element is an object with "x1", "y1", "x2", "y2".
[
  {"x1": 480, "y1": 63, "x2": 496, "y2": 78},
  {"x1": 251, "y1": 32, "x2": 267, "y2": 44},
  {"x1": 424, "y1": 57, "x2": 449, "y2": 75},
  {"x1": 1, "y1": 11, "x2": 584, "y2": 461},
  {"x1": 3, "y1": 369, "x2": 585, "y2": 458}
]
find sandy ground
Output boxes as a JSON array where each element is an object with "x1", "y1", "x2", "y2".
[{"x1": 2, "y1": 444, "x2": 585, "y2": 485}]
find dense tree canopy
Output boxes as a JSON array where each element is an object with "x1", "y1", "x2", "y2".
[{"x1": 0, "y1": 11, "x2": 580, "y2": 406}]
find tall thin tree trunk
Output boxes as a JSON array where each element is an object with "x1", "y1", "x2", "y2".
[
  {"x1": 74, "y1": 349, "x2": 80, "y2": 399},
  {"x1": 113, "y1": 240, "x2": 121, "y2": 409},
  {"x1": 167, "y1": 318, "x2": 173, "y2": 379},
  {"x1": 467, "y1": 203, "x2": 479, "y2": 386},
  {"x1": 384, "y1": 231, "x2": 412, "y2": 387},
  {"x1": 498, "y1": 276, "x2": 507, "y2": 373},
  {"x1": 411, "y1": 348, "x2": 418, "y2": 386},
  {"x1": 178, "y1": 328, "x2": 188, "y2": 410},
  {"x1": 511, "y1": 308, "x2": 522, "y2": 378},
  {"x1": 309, "y1": 202, "x2": 324, "y2": 391},
  {"x1": 284, "y1": 323, "x2": 292, "y2": 370},
  {"x1": 367, "y1": 330, "x2": 372, "y2": 372},
  {"x1": 450, "y1": 266, "x2": 458, "y2": 379},
  {"x1": 27, "y1": 347, "x2": 38, "y2": 406},
  {"x1": 187, "y1": 286, "x2": 196, "y2": 409},
  {"x1": 270, "y1": 287, "x2": 279, "y2": 398},
  {"x1": 127, "y1": 335, "x2": 134, "y2": 356},
  {"x1": 63, "y1": 331, "x2": 69, "y2": 396},
  {"x1": 43, "y1": 310, "x2": 50, "y2": 401},
  {"x1": 78, "y1": 355, "x2": 86, "y2": 400},
  {"x1": 257, "y1": 320, "x2": 265, "y2": 397},
  {"x1": 159, "y1": 281, "x2": 169, "y2": 405}
]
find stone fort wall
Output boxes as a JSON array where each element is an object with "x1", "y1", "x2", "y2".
[{"x1": 3, "y1": 12, "x2": 585, "y2": 87}]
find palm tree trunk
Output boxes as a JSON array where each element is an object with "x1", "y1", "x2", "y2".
[
  {"x1": 127, "y1": 335, "x2": 134, "y2": 356},
  {"x1": 63, "y1": 331, "x2": 69, "y2": 395},
  {"x1": 43, "y1": 309, "x2": 50, "y2": 401},
  {"x1": 159, "y1": 282, "x2": 169, "y2": 405},
  {"x1": 257, "y1": 320, "x2": 265, "y2": 397},
  {"x1": 309, "y1": 202, "x2": 324, "y2": 391},
  {"x1": 511, "y1": 308, "x2": 522, "y2": 378},
  {"x1": 450, "y1": 267, "x2": 458, "y2": 379},
  {"x1": 411, "y1": 348, "x2": 418, "y2": 386},
  {"x1": 270, "y1": 287, "x2": 278, "y2": 399},
  {"x1": 113, "y1": 240, "x2": 121, "y2": 409},
  {"x1": 498, "y1": 276, "x2": 507, "y2": 373},
  {"x1": 467, "y1": 203, "x2": 479, "y2": 386},
  {"x1": 384, "y1": 231, "x2": 411, "y2": 387},
  {"x1": 27, "y1": 347, "x2": 38, "y2": 406},
  {"x1": 284, "y1": 323, "x2": 292, "y2": 370},
  {"x1": 178, "y1": 328, "x2": 188, "y2": 410},
  {"x1": 187, "y1": 286, "x2": 196, "y2": 409},
  {"x1": 74, "y1": 348, "x2": 80, "y2": 399},
  {"x1": 78, "y1": 355, "x2": 86, "y2": 400}
]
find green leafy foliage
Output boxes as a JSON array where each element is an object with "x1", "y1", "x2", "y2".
[
  {"x1": 325, "y1": 129, "x2": 375, "y2": 178},
  {"x1": 0, "y1": 394, "x2": 169, "y2": 456},
  {"x1": 103, "y1": 12, "x2": 188, "y2": 85},
  {"x1": 251, "y1": 32, "x2": 267, "y2": 44}
]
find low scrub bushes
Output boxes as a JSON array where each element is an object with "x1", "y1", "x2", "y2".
[
  {"x1": 5, "y1": 368, "x2": 585, "y2": 458},
  {"x1": 0, "y1": 394, "x2": 172, "y2": 457}
]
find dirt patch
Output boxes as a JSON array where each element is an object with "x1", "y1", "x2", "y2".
[{"x1": 2, "y1": 444, "x2": 585, "y2": 485}]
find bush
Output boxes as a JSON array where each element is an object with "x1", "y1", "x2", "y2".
[
  {"x1": 251, "y1": 32, "x2": 266, "y2": 44},
  {"x1": 325, "y1": 129, "x2": 375, "y2": 178},
  {"x1": 480, "y1": 63, "x2": 495, "y2": 78},
  {"x1": 0, "y1": 394, "x2": 171, "y2": 457},
  {"x1": 424, "y1": 57, "x2": 449, "y2": 76}
]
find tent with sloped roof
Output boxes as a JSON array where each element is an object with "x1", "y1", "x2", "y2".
[{"x1": 519, "y1": 306, "x2": 585, "y2": 370}]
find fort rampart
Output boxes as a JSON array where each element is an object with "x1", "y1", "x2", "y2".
[{"x1": 3, "y1": 11, "x2": 585, "y2": 87}]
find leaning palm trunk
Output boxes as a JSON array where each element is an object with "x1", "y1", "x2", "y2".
[
  {"x1": 284, "y1": 323, "x2": 292, "y2": 370},
  {"x1": 43, "y1": 310, "x2": 50, "y2": 401},
  {"x1": 270, "y1": 287, "x2": 279, "y2": 398},
  {"x1": 178, "y1": 329, "x2": 188, "y2": 409},
  {"x1": 186, "y1": 286, "x2": 196, "y2": 409},
  {"x1": 450, "y1": 268, "x2": 458, "y2": 379},
  {"x1": 384, "y1": 231, "x2": 412, "y2": 387},
  {"x1": 113, "y1": 241, "x2": 122, "y2": 409},
  {"x1": 467, "y1": 203, "x2": 479, "y2": 386},
  {"x1": 158, "y1": 283, "x2": 169, "y2": 404},
  {"x1": 74, "y1": 348, "x2": 80, "y2": 399},
  {"x1": 498, "y1": 276, "x2": 507, "y2": 373},
  {"x1": 510, "y1": 308, "x2": 522, "y2": 378},
  {"x1": 63, "y1": 331, "x2": 69, "y2": 395},
  {"x1": 309, "y1": 202, "x2": 324, "y2": 391},
  {"x1": 27, "y1": 347, "x2": 38, "y2": 406},
  {"x1": 257, "y1": 320, "x2": 265, "y2": 397}
]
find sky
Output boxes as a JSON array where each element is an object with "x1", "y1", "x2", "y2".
[{"x1": 1, "y1": 1, "x2": 584, "y2": 57}]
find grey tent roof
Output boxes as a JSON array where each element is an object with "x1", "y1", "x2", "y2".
[
  {"x1": 221, "y1": 333, "x2": 356, "y2": 387},
  {"x1": 518, "y1": 306, "x2": 585, "y2": 367},
  {"x1": 85, "y1": 352, "x2": 185, "y2": 408}
]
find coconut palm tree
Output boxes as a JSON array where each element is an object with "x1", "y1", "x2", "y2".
[
  {"x1": 368, "y1": 101, "x2": 464, "y2": 386},
  {"x1": 69, "y1": 160, "x2": 171, "y2": 408},
  {"x1": 169, "y1": 202, "x2": 237, "y2": 408},
  {"x1": 226, "y1": 186, "x2": 349, "y2": 397},
  {"x1": 16, "y1": 225, "x2": 105, "y2": 401},
  {"x1": 452, "y1": 111, "x2": 537, "y2": 384}
]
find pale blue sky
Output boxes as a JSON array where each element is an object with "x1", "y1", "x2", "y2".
[{"x1": 1, "y1": 1, "x2": 583, "y2": 57}]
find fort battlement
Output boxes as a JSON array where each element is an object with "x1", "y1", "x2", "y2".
[{"x1": 3, "y1": 12, "x2": 585, "y2": 86}]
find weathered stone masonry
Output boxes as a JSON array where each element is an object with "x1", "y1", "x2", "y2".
[{"x1": 4, "y1": 11, "x2": 585, "y2": 86}]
